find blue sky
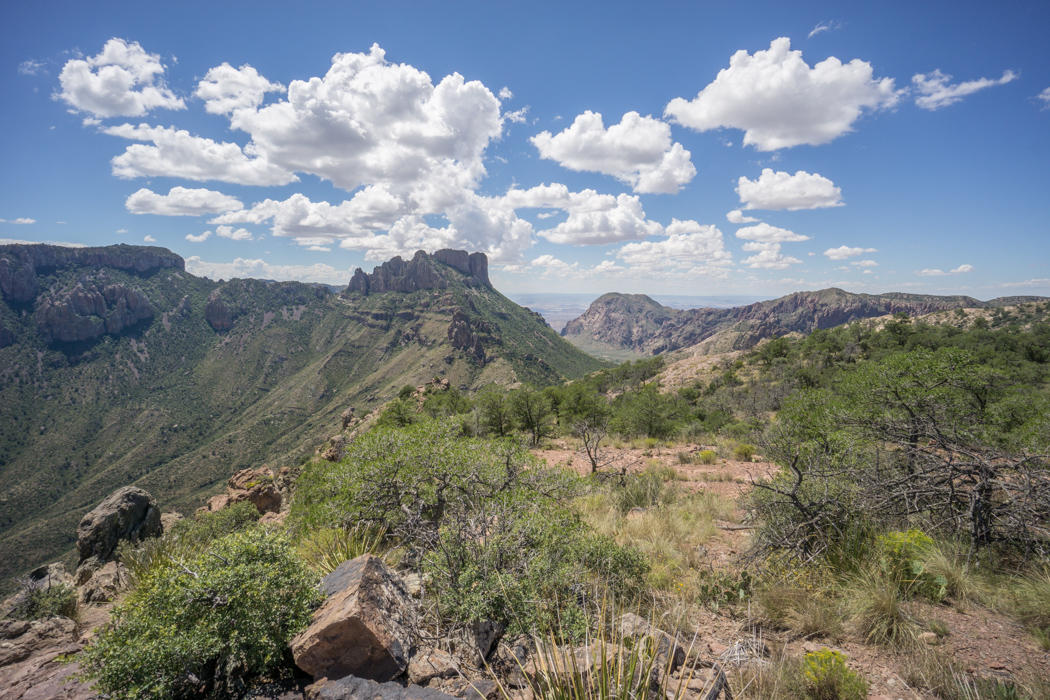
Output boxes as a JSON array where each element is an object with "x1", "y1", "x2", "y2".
[{"x1": 2, "y1": 0, "x2": 1048, "y2": 298}]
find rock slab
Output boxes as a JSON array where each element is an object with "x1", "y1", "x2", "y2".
[
  {"x1": 76, "y1": 486, "x2": 161, "y2": 566},
  {"x1": 306, "y1": 675, "x2": 458, "y2": 700},
  {"x1": 291, "y1": 554, "x2": 414, "y2": 682}
]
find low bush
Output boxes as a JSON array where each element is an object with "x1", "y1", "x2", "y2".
[
  {"x1": 292, "y1": 421, "x2": 646, "y2": 636},
  {"x1": 7, "y1": 578, "x2": 77, "y2": 621},
  {"x1": 877, "y1": 529, "x2": 947, "y2": 602},
  {"x1": 697, "y1": 450, "x2": 717, "y2": 465},
  {"x1": 800, "y1": 649, "x2": 867, "y2": 700},
  {"x1": 733, "y1": 443, "x2": 757, "y2": 462},
  {"x1": 79, "y1": 528, "x2": 321, "y2": 700}
]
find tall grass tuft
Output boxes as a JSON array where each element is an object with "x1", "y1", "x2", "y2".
[{"x1": 296, "y1": 524, "x2": 399, "y2": 575}]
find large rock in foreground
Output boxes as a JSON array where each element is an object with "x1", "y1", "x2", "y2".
[
  {"x1": 306, "y1": 675, "x2": 458, "y2": 700},
  {"x1": 291, "y1": 554, "x2": 414, "y2": 683},
  {"x1": 76, "y1": 486, "x2": 162, "y2": 566}
]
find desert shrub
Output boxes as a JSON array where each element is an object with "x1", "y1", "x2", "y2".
[
  {"x1": 7, "y1": 578, "x2": 77, "y2": 620},
  {"x1": 697, "y1": 450, "x2": 717, "y2": 465},
  {"x1": 733, "y1": 443, "x2": 757, "y2": 461},
  {"x1": 120, "y1": 501, "x2": 260, "y2": 588},
  {"x1": 611, "y1": 468, "x2": 675, "y2": 514},
  {"x1": 79, "y1": 528, "x2": 321, "y2": 700},
  {"x1": 757, "y1": 587, "x2": 844, "y2": 641},
  {"x1": 877, "y1": 529, "x2": 948, "y2": 602},
  {"x1": 377, "y1": 397, "x2": 417, "y2": 428},
  {"x1": 800, "y1": 649, "x2": 867, "y2": 700},
  {"x1": 292, "y1": 421, "x2": 646, "y2": 634},
  {"x1": 295, "y1": 524, "x2": 398, "y2": 576}
]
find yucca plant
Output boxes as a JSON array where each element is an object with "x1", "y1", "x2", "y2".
[{"x1": 296, "y1": 524, "x2": 400, "y2": 575}]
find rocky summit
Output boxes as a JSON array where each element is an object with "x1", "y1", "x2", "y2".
[{"x1": 0, "y1": 244, "x2": 603, "y2": 588}]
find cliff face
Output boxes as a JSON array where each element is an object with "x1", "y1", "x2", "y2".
[
  {"x1": 0, "y1": 244, "x2": 183, "y2": 305},
  {"x1": 36, "y1": 282, "x2": 154, "y2": 343},
  {"x1": 562, "y1": 288, "x2": 1020, "y2": 357},
  {"x1": 345, "y1": 249, "x2": 491, "y2": 296}
]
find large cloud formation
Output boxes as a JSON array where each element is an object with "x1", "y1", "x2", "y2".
[
  {"x1": 616, "y1": 220, "x2": 731, "y2": 267},
  {"x1": 56, "y1": 39, "x2": 185, "y2": 118},
  {"x1": 531, "y1": 111, "x2": 696, "y2": 194},
  {"x1": 125, "y1": 187, "x2": 244, "y2": 216},
  {"x1": 665, "y1": 38, "x2": 900, "y2": 150},
  {"x1": 737, "y1": 169, "x2": 843, "y2": 210}
]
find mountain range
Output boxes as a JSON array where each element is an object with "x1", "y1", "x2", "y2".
[
  {"x1": 561, "y1": 289, "x2": 1050, "y2": 359},
  {"x1": 0, "y1": 243, "x2": 603, "y2": 588}
]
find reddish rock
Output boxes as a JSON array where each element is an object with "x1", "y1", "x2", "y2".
[
  {"x1": 291, "y1": 554, "x2": 414, "y2": 682},
  {"x1": 408, "y1": 648, "x2": 459, "y2": 685},
  {"x1": 0, "y1": 617, "x2": 77, "y2": 668},
  {"x1": 199, "y1": 467, "x2": 281, "y2": 515}
]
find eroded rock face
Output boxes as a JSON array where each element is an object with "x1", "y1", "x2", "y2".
[
  {"x1": 0, "y1": 617, "x2": 77, "y2": 668},
  {"x1": 198, "y1": 467, "x2": 282, "y2": 515},
  {"x1": 447, "y1": 311, "x2": 485, "y2": 362},
  {"x1": 205, "y1": 292, "x2": 234, "y2": 330},
  {"x1": 0, "y1": 243, "x2": 183, "y2": 305},
  {"x1": 35, "y1": 283, "x2": 154, "y2": 343},
  {"x1": 345, "y1": 249, "x2": 491, "y2": 297},
  {"x1": 291, "y1": 554, "x2": 414, "y2": 683},
  {"x1": 76, "y1": 486, "x2": 162, "y2": 567}
]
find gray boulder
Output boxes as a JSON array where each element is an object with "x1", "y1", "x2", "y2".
[
  {"x1": 76, "y1": 486, "x2": 162, "y2": 567},
  {"x1": 306, "y1": 676, "x2": 458, "y2": 700},
  {"x1": 291, "y1": 554, "x2": 414, "y2": 682}
]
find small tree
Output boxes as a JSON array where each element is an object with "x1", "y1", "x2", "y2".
[
  {"x1": 477, "y1": 386, "x2": 513, "y2": 437},
  {"x1": 511, "y1": 384, "x2": 556, "y2": 446}
]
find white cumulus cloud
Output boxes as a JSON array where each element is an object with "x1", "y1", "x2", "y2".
[
  {"x1": 125, "y1": 186, "x2": 244, "y2": 216},
  {"x1": 216, "y1": 225, "x2": 253, "y2": 241},
  {"x1": 726, "y1": 210, "x2": 760, "y2": 224},
  {"x1": 184, "y1": 256, "x2": 349, "y2": 285},
  {"x1": 143, "y1": 235, "x2": 156, "y2": 242},
  {"x1": 104, "y1": 123, "x2": 296, "y2": 186},
  {"x1": 531, "y1": 111, "x2": 696, "y2": 194},
  {"x1": 506, "y1": 186, "x2": 662, "y2": 245},
  {"x1": 616, "y1": 220, "x2": 732, "y2": 267},
  {"x1": 665, "y1": 37, "x2": 900, "y2": 150},
  {"x1": 1039, "y1": 88, "x2": 1050, "y2": 110},
  {"x1": 851, "y1": 259, "x2": 878, "y2": 267},
  {"x1": 185, "y1": 231, "x2": 212, "y2": 242},
  {"x1": 735, "y1": 222, "x2": 810, "y2": 243},
  {"x1": 56, "y1": 38, "x2": 185, "y2": 118},
  {"x1": 913, "y1": 69, "x2": 1017, "y2": 110},
  {"x1": 916, "y1": 264, "x2": 974, "y2": 276},
  {"x1": 741, "y1": 241, "x2": 802, "y2": 269},
  {"x1": 737, "y1": 169, "x2": 843, "y2": 210},
  {"x1": 823, "y1": 245, "x2": 877, "y2": 260},
  {"x1": 0, "y1": 218, "x2": 37, "y2": 225},
  {"x1": 195, "y1": 63, "x2": 285, "y2": 115}
]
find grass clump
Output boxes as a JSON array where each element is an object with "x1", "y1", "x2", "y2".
[
  {"x1": 845, "y1": 569, "x2": 919, "y2": 647},
  {"x1": 78, "y1": 528, "x2": 321, "y2": 700},
  {"x1": 757, "y1": 586, "x2": 844, "y2": 642},
  {"x1": 295, "y1": 524, "x2": 399, "y2": 576}
]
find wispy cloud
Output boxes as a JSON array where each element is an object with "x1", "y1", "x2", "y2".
[
  {"x1": 913, "y1": 69, "x2": 1018, "y2": 110},
  {"x1": 807, "y1": 21, "x2": 842, "y2": 38}
]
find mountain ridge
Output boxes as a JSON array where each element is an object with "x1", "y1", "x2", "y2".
[
  {"x1": 0, "y1": 243, "x2": 604, "y2": 588},
  {"x1": 562, "y1": 288, "x2": 1050, "y2": 358}
]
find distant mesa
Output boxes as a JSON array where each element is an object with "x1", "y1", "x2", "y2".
[
  {"x1": 0, "y1": 243, "x2": 183, "y2": 305},
  {"x1": 346, "y1": 249, "x2": 490, "y2": 296}
]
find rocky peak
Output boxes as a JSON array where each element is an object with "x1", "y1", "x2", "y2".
[{"x1": 346, "y1": 249, "x2": 490, "y2": 296}]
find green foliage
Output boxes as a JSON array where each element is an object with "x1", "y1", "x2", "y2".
[
  {"x1": 398, "y1": 384, "x2": 416, "y2": 400},
  {"x1": 7, "y1": 578, "x2": 77, "y2": 621},
  {"x1": 119, "y1": 502, "x2": 261, "y2": 588},
  {"x1": 292, "y1": 421, "x2": 646, "y2": 633},
  {"x1": 693, "y1": 570, "x2": 753, "y2": 612},
  {"x1": 79, "y1": 528, "x2": 321, "y2": 700},
  {"x1": 609, "y1": 382, "x2": 688, "y2": 439},
  {"x1": 510, "y1": 384, "x2": 557, "y2": 446},
  {"x1": 800, "y1": 649, "x2": 868, "y2": 700},
  {"x1": 377, "y1": 397, "x2": 418, "y2": 428},
  {"x1": 295, "y1": 524, "x2": 398, "y2": 576},
  {"x1": 877, "y1": 530, "x2": 948, "y2": 602},
  {"x1": 733, "y1": 443, "x2": 757, "y2": 461},
  {"x1": 476, "y1": 386, "x2": 513, "y2": 437},
  {"x1": 610, "y1": 467, "x2": 676, "y2": 514},
  {"x1": 697, "y1": 450, "x2": 717, "y2": 465},
  {"x1": 422, "y1": 387, "x2": 472, "y2": 419}
]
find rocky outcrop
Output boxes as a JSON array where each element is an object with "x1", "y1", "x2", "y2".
[
  {"x1": 36, "y1": 282, "x2": 154, "y2": 343},
  {"x1": 345, "y1": 250, "x2": 491, "y2": 297},
  {"x1": 198, "y1": 467, "x2": 282, "y2": 515},
  {"x1": 447, "y1": 311, "x2": 485, "y2": 362},
  {"x1": 76, "y1": 486, "x2": 162, "y2": 573},
  {"x1": 306, "y1": 675, "x2": 459, "y2": 700},
  {"x1": 205, "y1": 291, "x2": 234, "y2": 330},
  {"x1": 0, "y1": 243, "x2": 183, "y2": 305},
  {"x1": 0, "y1": 617, "x2": 78, "y2": 668},
  {"x1": 291, "y1": 554, "x2": 414, "y2": 683}
]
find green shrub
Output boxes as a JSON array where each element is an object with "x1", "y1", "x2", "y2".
[
  {"x1": 612, "y1": 468, "x2": 674, "y2": 515},
  {"x1": 119, "y1": 501, "x2": 261, "y2": 588},
  {"x1": 698, "y1": 450, "x2": 717, "y2": 465},
  {"x1": 8, "y1": 578, "x2": 77, "y2": 621},
  {"x1": 877, "y1": 529, "x2": 947, "y2": 602},
  {"x1": 292, "y1": 421, "x2": 646, "y2": 634},
  {"x1": 733, "y1": 443, "x2": 756, "y2": 461},
  {"x1": 79, "y1": 528, "x2": 321, "y2": 700},
  {"x1": 800, "y1": 649, "x2": 868, "y2": 700}
]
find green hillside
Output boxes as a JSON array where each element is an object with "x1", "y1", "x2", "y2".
[{"x1": 0, "y1": 244, "x2": 605, "y2": 588}]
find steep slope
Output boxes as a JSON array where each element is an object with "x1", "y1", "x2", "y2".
[
  {"x1": 562, "y1": 288, "x2": 1049, "y2": 358},
  {"x1": 0, "y1": 244, "x2": 604, "y2": 587}
]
